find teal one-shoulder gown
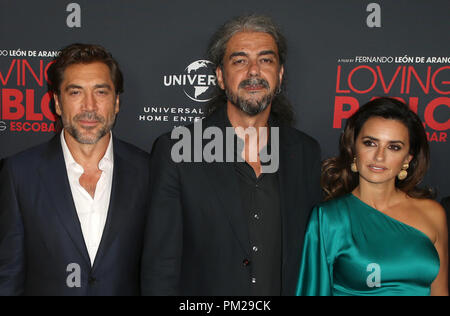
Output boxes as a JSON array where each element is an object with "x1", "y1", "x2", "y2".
[{"x1": 296, "y1": 194, "x2": 440, "y2": 296}]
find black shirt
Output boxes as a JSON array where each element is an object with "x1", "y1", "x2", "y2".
[{"x1": 234, "y1": 134, "x2": 282, "y2": 296}]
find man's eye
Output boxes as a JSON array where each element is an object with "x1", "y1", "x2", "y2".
[
  {"x1": 233, "y1": 59, "x2": 246, "y2": 65},
  {"x1": 69, "y1": 91, "x2": 80, "y2": 95},
  {"x1": 261, "y1": 58, "x2": 273, "y2": 63}
]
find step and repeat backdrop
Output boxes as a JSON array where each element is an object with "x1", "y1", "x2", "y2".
[{"x1": 0, "y1": 0, "x2": 449, "y2": 199}]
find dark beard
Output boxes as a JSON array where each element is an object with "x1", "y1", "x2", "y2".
[
  {"x1": 63, "y1": 111, "x2": 114, "y2": 145},
  {"x1": 225, "y1": 78, "x2": 277, "y2": 116}
]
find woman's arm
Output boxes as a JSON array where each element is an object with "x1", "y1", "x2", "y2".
[{"x1": 429, "y1": 201, "x2": 449, "y2": 296}]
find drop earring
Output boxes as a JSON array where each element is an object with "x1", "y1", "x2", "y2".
[
  {"x1": 351, "y1": 157, "x2": 358, "y2": 173},
  {"x1": 398, "y1": 163, "x2": 409, "y2": 180}
]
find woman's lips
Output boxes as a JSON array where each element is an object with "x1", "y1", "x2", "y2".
[{"x1": 368, "y1": 165, "x2": 388, "y2": 172}]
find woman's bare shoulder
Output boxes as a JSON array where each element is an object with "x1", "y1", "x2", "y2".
[{"x1": 412, "y1": 198, "x2": 448, "y2": 232}]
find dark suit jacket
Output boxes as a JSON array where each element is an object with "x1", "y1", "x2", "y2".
[
  {"x1": 141, "y1": 108, "x2": 322, "y2": 296},
  {"x1": 0, "y1": 135, "x2": 151, "y2": 296}
]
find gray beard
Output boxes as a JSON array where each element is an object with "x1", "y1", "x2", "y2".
[
  {"x1": 62, "y1": 111, "x2": 115, "y2": 145},
  {"x1": 65, "y1": 124, "x2": 112, "y2": 145},
  {"x1": 225, "y1": 77, "x2": 277, "y2": 116},
  {"x1": 226, "y1": 89, "x2": 274, "y2": 116}
]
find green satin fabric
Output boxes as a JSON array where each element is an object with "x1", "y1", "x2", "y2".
[{"x1": 296, "y1": 194, "x2": 440, "y2": 296}]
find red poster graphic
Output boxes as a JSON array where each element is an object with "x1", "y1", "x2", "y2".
[
  {"x1": 0, "y1": 55, "x2": 58, "y2": 133},
  {"x1": 333, "y1": 58, "x2": 450, "y2": 143}
]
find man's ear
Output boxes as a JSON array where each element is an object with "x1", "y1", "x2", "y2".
[
  {"x1": 216, "y1": 66, "x2": 225, "y2": 90},
  {"x1": 279, "y1": 65, "x2": 285, "y2": 85},
  {"x1": 53, "y1": 93, "x2": 62, "y2": 116},
  {"x1": 115, "y1": 95, "x2": 120, "y2": 114}
]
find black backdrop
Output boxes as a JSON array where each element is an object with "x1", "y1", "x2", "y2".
[{"x1": 1, "y1": 0, "x2": 449, "y2": 199}]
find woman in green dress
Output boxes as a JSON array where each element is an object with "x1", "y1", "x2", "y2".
[{"x1": 296, "y1": 98, "x2": 448, "y2": 296}]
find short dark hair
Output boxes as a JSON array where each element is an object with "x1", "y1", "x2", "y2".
[
  {"x1": 322, "y1": 97, "x2": 433, "y2": 200},
  {"x1": 47, "y1": 43, "x2": 124, "y2": 95}
]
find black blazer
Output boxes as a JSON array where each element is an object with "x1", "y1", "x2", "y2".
[
  {"x1": 141, "y1": 108, "x2": 322, "y2": 296},
  {"x1": 0, "y1": 135, "x2": 151, "y2": 296}
]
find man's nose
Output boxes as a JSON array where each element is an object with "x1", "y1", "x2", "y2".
[
  {"x1": 247, "y1": 60, "x2": 261, "y2": 77},
  {"x1": 82, "y1": 92, "x2": 97, "y2": 111}
]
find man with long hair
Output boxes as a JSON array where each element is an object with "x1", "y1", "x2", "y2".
[{"x1": 141, "y1": 15, "x2": 321, "y2": 296}]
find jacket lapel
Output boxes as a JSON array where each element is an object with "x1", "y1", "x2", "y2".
[
  {"x1": 277, "y1": 126, "x2": 305, "y2": 292},
  {"x1": 38, "y1": 136, "x2": 91, "y2": 266},
  {"x1": 203, "y1": 161, "x2": 251, "y2": 257},
  {"x1": 92, "y1": 139, "x2": 137, "y2": 271},
  {"x1": 201, "y1": 109, "x2": 251, "y2": 257}
]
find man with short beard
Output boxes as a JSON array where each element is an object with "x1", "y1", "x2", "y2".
[
  {"x1": 0, "y1": 44, "x2": 151, "y2": 296},
  {"x1": 142, "y1": 15, "x2": 322, "y2": 296}
]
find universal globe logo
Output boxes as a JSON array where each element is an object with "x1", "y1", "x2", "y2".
[{"x1": 164, "y1": 60, "x2": 217, "y2": 103}]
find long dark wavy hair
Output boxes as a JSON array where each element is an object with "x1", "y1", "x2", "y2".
[
  {"x1": 204, "y1": 14, "x2": 294, "y2": 126},
  {"x1": 322, "y1": 97, "x2": 433, "y2": 201}
]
